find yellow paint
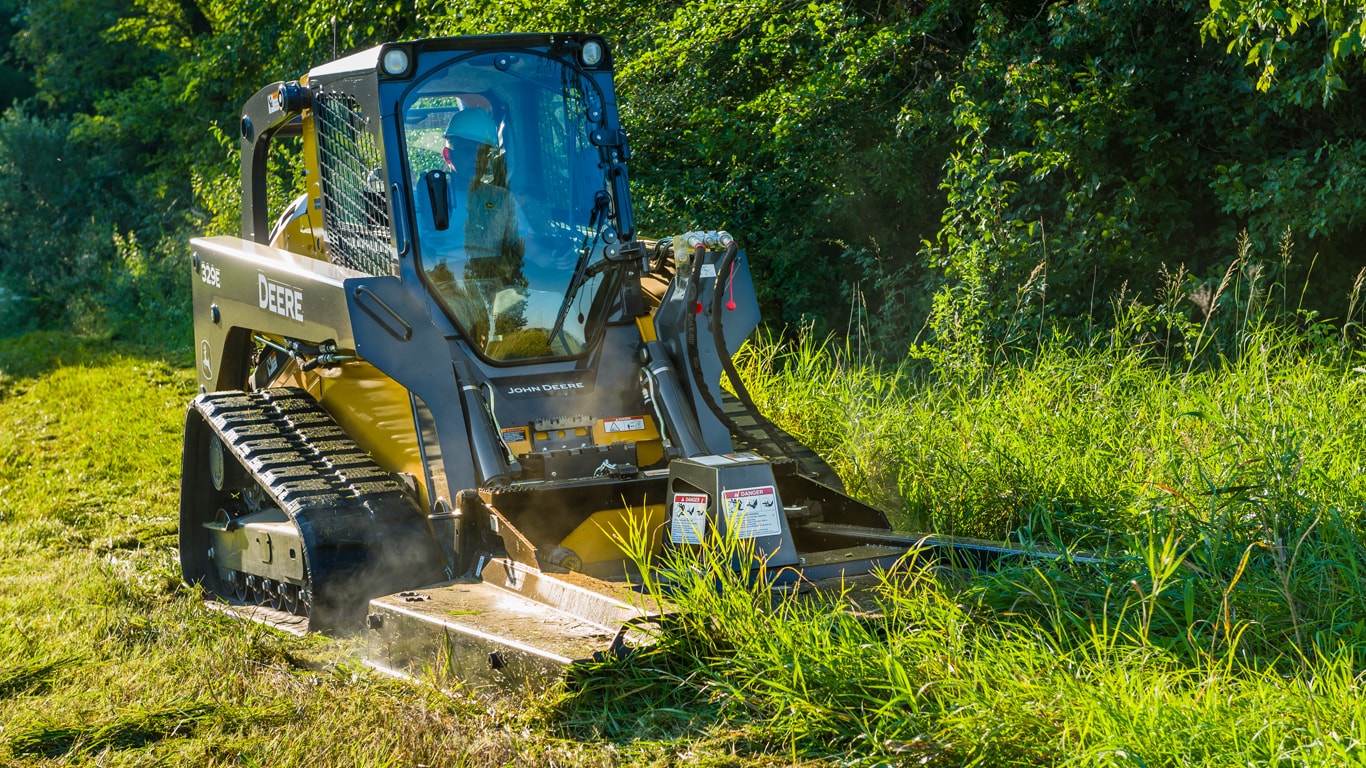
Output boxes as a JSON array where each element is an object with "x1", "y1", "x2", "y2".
[
  {"x1": 592, "y1": 414, "x2": 659, "y2": 445},
  {"x1": 635, "y1": 440, "x2": 665, "y2": 468},
  {"x1": 501, "y1": 426, "x2": 532, "y2": 458},
  {"x1": 559, "y1": 504, "x2": 667, "y2": 565},
  {"x1": 592, "y1": 414, "x2": 665, "y2": 468},
  {"x1": 265, "y1": 96, "x2": 326, "y2": 260},
  {"x1": 300, "y1": 103, "x2": 325, "y2": 257},
  {"x1": 635, "y1": 314, "x2": 657, "y2": 342},
  {"x1": 511, "y1": 414, "x2": 665, "y2": 470}
]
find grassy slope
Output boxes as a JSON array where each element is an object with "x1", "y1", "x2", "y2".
[{"x1": 3, "y1": 326, "x2": 1366, "y2": 766}]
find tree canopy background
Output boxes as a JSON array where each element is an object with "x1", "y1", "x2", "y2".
[{"x1": 0, "y1": 0, "x2": 1362, "y2": 356}]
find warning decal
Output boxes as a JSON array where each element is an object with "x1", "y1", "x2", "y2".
[
  {"x1": 604, "y1": 416, "x2": 646, "y2": 433},
  {"x1": 721, "y1": 485, "x2": 782, "y2": 539},
  {"x1": 670, "y1": 493, "x2": 709, "y2": 544}
]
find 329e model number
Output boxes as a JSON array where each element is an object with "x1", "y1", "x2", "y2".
[{"x1": 199, "y1": 261, "x2": 221, "y2": 287}]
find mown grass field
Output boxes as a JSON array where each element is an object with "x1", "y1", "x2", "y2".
[
  {"x1": 2, "y1": 305, "x2": 1366, "y2": 765},
  {"x1": 0, "y1": 334, "x2": 636, "y2": 767}
]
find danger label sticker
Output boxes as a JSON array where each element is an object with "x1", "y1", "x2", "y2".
[
  {"x1": 670, "y1": 493, "x2": 708, "y2": 544},
  {"x1": 721, "y1": 485, "x2": 782, "y2": 539},
  {"x1": 603, "y1": 416, "x2": 646, "y2": 433}
]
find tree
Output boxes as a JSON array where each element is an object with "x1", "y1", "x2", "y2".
[{"x1": 1202, "y1": 0, "x2": 1366, "y2": 103}]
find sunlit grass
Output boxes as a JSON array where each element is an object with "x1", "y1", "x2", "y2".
[
  {"x1": 6, "y1": 285, "x2": 1366, "y2": 765},
  {"x1": 0, "y1": 337, "x2": 623, "y2": 767},
  {"x1": 642, "y1": 311, "x2": 1366, "y2": 764},
  {"x1": 572, "y1": 312, "x2": 1366, "y2": 764}
]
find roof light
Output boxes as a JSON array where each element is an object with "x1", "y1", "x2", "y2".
[
  {"x1": 581, "y1": 40, "x2": 604, "y2": 67},
  {"x1": 381, "y1": 48, "x2": 410, "y2": 77}
]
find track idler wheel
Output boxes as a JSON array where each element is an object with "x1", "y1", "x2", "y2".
[{"x1": 208, "y1": 434, "x2": 249, "y2": 492}]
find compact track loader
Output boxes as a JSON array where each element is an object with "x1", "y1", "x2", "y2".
[{"x1": 181, "y1": 33, "x2": 1035, "y2": 689}]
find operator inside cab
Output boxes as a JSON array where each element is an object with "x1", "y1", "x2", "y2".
[
  {"x1": 419, "y1": 106, "x2": 584, "y2": 359},
  {"x1": 444, "y1": 109, "x2": 577, "y2": 358},
  {"x1": 404, "y1": 53, "x2": 614, "y2": 363},
  {"x1": 442, "y1": 108, "x2": 524, "y2": 267}
]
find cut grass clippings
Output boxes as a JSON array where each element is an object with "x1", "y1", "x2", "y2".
[
  {"x1": 0, "y1": 336, "x2": 630, "y2": 767},
  {"x1": 9, "y1": 701, "x2": 231, "y2": 758},
  {"x1": 0, "y1": 656, "x2": 81, "y2": 700}
]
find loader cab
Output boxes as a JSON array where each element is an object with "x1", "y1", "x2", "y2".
[
  {"x1": 266, "y1": 35, "x2": 667, "y2": 491},
  {"x1": 256, "y1": 34, "x2": 637, "y2": 369}
]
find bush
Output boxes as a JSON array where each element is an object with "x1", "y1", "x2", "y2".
[
  {"x1": 0, "y1": 110, "x2": 115, "y2": 330},
  {"x1": 8, "y1": 0, "x2": 1366, "y2": 359}
]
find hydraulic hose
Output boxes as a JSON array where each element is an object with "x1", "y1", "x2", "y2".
[
  {"x1": 682, "y1": 242, "x2": 752, "y2": 449},
  {"x1": 707, "y1": 243, "x2": 792, "y2": 452},
  {"x1": 642, "y1": 340, "x2": 707, "y2": 458},
  {"x1": 709, "y1": 244, "x2": 760, "y2": 410},
  {"x1": 452, "y1": 359, "x2": 514, "y2": 487}
]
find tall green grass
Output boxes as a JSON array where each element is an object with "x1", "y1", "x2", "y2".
[
  {"x1": 555, "y1": 246, "x2": 1366, "y2": 765},
  {"x1": 562, "y1": 304, "x2": 1366, "y2": 763}
]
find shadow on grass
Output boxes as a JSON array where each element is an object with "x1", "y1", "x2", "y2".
[
  {"x1": 7, "y1": 702, "x2": 218, "y2": 758},
  {"x1": 0, "y1": 655, "x2": 82, "y2": 700},
  {"x1": 6, "y1": 700, "x2": 290, "y2": 759},
  {"x1": 0, "y1": 331, "x2": 192, "y2": 394},
  {"x1": 550, "y1": 646, "x2": 722, "y2": 744}
]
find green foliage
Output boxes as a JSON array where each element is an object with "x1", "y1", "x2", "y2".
[
  {"x1": 573, "y1": 285, "x2": 1366, "y2": 763},
  {"x1": 603, "y1": 0, "x2": 955, "y2": 332},
  {"x1": 0, "y1": 110, "x2": 117, "y2": 331},
  {"x1": 592, "y1": 348, "x2": 1366, "y2": 762},
  {"x1": 0, "y1": 107, "x2": 191, "y2": 343},
  {"x1": 0, "y1": 0, "x2": 35, "y2": 108},
  {"x1": 1202, "y1": 0, "x2": 1366, "y2": 100},
  {"x1": 4, "y1": 0, "x2": 1366, "y2": 357},
  {"x1": 11, "y1": 0, "x2": 146, "y2": 114},
  {"x1": 736, "y1": 252, "x2": 1366, "y2": 665}
]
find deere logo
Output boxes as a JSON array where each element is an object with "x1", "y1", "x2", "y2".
[
  {"x1": 258, "y1": 274, "x2": 304, "y2": 322},
  {"x1": 200, "y1": 340, "x2": 213, "y2": 380},
  {"x1": 506, "y1": 381, "x2": 585, "y2": 395}
]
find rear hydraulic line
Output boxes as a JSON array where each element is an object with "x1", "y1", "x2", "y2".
[
  {"x1": 453, "y1": 358, "x2": 517, "y2": 486},
  {"x1": 253, "y1": 333, "x2": 356, "y2": 372},
  {"x1": 681, "y1": 239, "x2": 754, "y2": 449},
  {"x1": 704, "y1": 240, "x2": 845, "y2": 487},
  {"x1": 708, "y1": 242, "x2": 783, "y2": 442}
]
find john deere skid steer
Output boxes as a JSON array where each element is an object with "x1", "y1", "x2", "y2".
[{"x1": 181, "y1": 33, "x2": 1025, "y2": 689}]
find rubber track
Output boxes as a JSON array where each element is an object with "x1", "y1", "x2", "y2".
[
  {"x1": 191, "y1": 387, "x2": 443, "y2": 627},
  {"x1": 197, "y1": 388, "x2": 414, "y2": 515}
]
